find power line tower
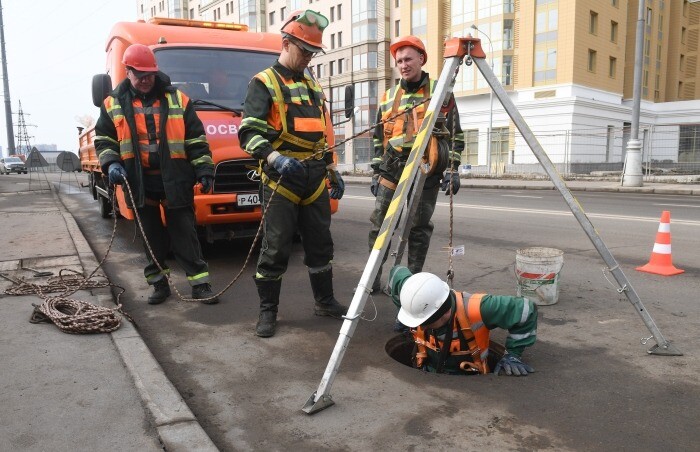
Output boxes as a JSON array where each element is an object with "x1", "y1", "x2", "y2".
[{"x1": 14, "y1": 100, "x2": 33, "y2": 156}]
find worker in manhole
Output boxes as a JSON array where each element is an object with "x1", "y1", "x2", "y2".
[{"x1": 389, "y1": 266, "x2": 537, "y2": 376}]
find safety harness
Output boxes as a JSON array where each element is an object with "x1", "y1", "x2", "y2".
[
  {"x1": 255, "y1": 67, "x2": 328, "y2": 205},
  {"x1": 413, "y1": 292, "x2": 491, "y2": 374}
]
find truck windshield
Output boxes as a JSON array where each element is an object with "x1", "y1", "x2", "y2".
[{"x1": 155, "y1": 48, "x2": 279, "y2": 110}]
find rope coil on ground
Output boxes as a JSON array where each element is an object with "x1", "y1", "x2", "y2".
[{"x1": 30, "y1": 296, "x2": 124, "y2": 334}]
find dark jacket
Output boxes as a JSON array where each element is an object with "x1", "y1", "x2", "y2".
[{"x1": 95, "y1": 72, "x2": 214, "y2": 209}]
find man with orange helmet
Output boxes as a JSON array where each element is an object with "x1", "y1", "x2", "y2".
[
  {"x1": 238, "y1": 10, "x2": 347, "y2": 338},
  {"x1": 368, "y1": 36, "x2": 465, "y2": 304},
  {"x1": 389, "y1": 265, "x2": 538, "y2": 376},
  {"x1": 95, "y1": 44, "x2": 219, "y2": 305}
]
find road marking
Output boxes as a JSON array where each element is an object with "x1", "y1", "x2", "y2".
[
  {"x1": 501, "y1": 194, "x2": 544, "y2": 199},
  {"x1": 654, "y1": 203, "x2": 700, "y2": 208},
  {"x1": 342, "y1": 195, "x2": 700, "y2": 226}
]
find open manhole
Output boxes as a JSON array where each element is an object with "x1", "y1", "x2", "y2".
[{"x1": 385, "y1": 333, "x2": 505, "y2": 375}]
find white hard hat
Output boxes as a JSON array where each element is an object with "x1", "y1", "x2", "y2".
[{"x1": 397, "y1": 272, "x2": 450, "y2": 328}]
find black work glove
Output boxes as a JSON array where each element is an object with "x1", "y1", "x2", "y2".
[
  {"x1": 440, "y1": 171, "x2": 461, "y2": 196},
  {"x1": 108, "y1": 163, "x2": 127, "y2": 185},
  {"x1": 327, "y1": 169, "x2": 345, "y2": 200},
  {"x1": 370, "y1": 174, "x2": 380, "y2": 197},
  {"x1": 494, "y1": 353, "x2": 534, "y2": 376},
  {"x1": 199, "y1": 175, "x2": 214, "y2": 194}
]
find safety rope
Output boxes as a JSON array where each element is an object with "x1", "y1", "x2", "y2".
[{"x1": 446, "y1": 106, "x2": 457, "y2": 288}]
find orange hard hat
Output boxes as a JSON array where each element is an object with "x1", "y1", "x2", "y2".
[
  {"x1": 390, "y1": 35, "x2": 427, "y2": 65},
  {"x1": 281, "y1": 9, "x2": 328, "y2": 53},
  {"x1": 122, "y1": 44, "x2": 159, "y2": 72}
]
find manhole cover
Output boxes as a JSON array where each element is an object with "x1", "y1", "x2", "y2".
[{"x1": 385, "y1": 333, "x2": 505, "y2": 374}]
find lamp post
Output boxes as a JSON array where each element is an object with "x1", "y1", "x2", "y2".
[{"x1": 471, "y1": 24, "x2": 494, "y2": 175}]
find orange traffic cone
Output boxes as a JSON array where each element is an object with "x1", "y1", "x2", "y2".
[{"x1": 636, "y1": 210, "x2": 684, "y2": 276}]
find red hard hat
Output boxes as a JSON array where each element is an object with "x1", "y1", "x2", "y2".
[
  {"x1": 390, "y1": 35, "x2": 427, "y2": 66},
  {"x1": 122, "y1": 44, "x2": 159, "y2": 72},
  {"x1": 281, "y1": 10, "x2": 327, "y2": 53}
]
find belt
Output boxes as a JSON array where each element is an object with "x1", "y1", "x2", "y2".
[{"x1": 378, "y1": 176, "x2": 397, "y2": 190}]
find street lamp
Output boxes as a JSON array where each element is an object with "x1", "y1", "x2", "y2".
[{"x1": 471, "y1": 24, "x2": 494, "y2": 175}]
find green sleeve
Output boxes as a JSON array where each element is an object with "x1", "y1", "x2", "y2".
[
  {"x1": 388, "y1": 266, "x2": 413, "y2": 309},
  {"x1": 479, "y1": 295, "x2": 538, "y2": 357},
  {"x1": 238, "y1": 77, "x2": 275, "y2": 161}
]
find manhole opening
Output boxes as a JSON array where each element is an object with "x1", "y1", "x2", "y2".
[{"x1": 385, "y1": 333, "x2": 505, "y2": 375}]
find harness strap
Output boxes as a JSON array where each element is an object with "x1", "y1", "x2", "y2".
[{"x1": 261, "y1": 173, "x2": 326, "y2": 205}]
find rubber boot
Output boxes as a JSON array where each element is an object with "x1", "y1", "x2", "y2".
[
  {"x1": 310, "y1": 268, "x2": 347, "y2": 318},
  {"x1": 148, "y1": 279, "x2": 171, "y2": 305},
  {"x1": 254, "y1": 278, "x2": 281, "y2": 337}
]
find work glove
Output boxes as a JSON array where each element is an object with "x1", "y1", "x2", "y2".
[
  {"x1": 108, "y1": 163, "x2": 127, "y2": 185},
  {"x1": 440, "y1": 171, "x2": 460, "y2": 196},
  {"x1": 494, "y1": 353, "x2": 534, "y2": 377},
  {"x1": 327, "y1": 169, "x2": 345, "y2": 200},
  {"x1": 199, "y1": 175, "x2": 214, "y2": 194},
  {"x1": 370, "y1": 174, "x2": 380, "y2": 197},
  {"x1": 267, "y1": 151, "x2": 305, "y2": 179}
]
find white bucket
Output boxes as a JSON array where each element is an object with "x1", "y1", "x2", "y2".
[{"x1": 515, "y1": 247, "x2": 564, "y2": 306}]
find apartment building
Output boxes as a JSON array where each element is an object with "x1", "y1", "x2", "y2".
[{"x1": 134, "y1": 0, "x2": 700, "y2": 173}]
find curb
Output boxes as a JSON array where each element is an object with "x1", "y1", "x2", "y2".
[{"x1": 51, "y1": 186, "x2": 219, "y2": 452}]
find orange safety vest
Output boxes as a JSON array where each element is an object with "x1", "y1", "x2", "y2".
[
  {"x1": 413, "y1": 292, "x2": 491, "y2": 374},
  {"x1": 104, "y1": 91, "x2": 188, "y2": 167},
  {"x1": 254, "y1": 67, "x2": 328, "y2": 204},
  {"x1": 379, "y1": 79, "x2": 436, "y2": 151}
]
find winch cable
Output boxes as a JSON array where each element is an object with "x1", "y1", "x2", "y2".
[{"x1": 119, "y1": 97, "x2": 434, "y2": 304}]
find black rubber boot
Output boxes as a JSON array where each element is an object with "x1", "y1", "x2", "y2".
[
  {"x1": 310, "y1": 268, "x2": 347, "y2": 318},
  {"x1": 148, "y1": 279, "x2": 171, "y2": 305},
  {"x1": 255, "y1": 278, "x2": 281, "y2": 337},
  {"x1": 192, "y1": 283, "x2": 219, "y2": 304}
]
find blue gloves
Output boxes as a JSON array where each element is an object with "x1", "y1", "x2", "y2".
[
  {"x1": 327, "y1": 169, "x2": 345, "y2": 200},
  {"x1": 108, "y1": 163, "x2": 127, "y2": 185},
  {"x1": 268, "y1": 151, "x2": 305, "y2": 178},
  {"x1": 199, "y1": 175, "x2": 214, "y2": 194},
  {"x1": 370, "y1": 174, "x2": 380, "y2": 197},
  {"x1": 440, "y1": 171, "x2": 460, "y2": 195},
  {"x1": 494, "y1": 353, "x2": 534, "y2": 376}
]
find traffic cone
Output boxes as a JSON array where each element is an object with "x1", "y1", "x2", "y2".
[{"x1": 636, "y1": 210, "x2": 684, "y2": 276}]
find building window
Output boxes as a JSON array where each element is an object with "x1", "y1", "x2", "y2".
[
  {"x1": 682, "y1": 27, "x2": 687, "y2": 44},
  {"x1": 338, "y1": 58, "x2": 344, "y2": 74},
  {"x1": 337, "y1": 4, "x2": 342, "y2": 20},
  {"x1": 588, "y1": 49, "x2": 597, "y2": 72},
  {"x1": 316, "y1": 64, "x2": 324, "y2": 78},
  {"x1": 590, "y1": 11, "x2": 598, "y2": 35},
  {"x1": 412, "y1": 7, "x2": 427, "y2": 35},
  {"x1": 330, "y1": 6, "x2": 335, "y2": 22},
  {"x1": 352, "y1": 52, "x2": 378, "y2": 70},
  {"x1": 503, "y1": 19, "x2": 514, "y2": 50},
  {"x1": 680, "y1": 54, "x2": 685, "y2": 72},
  {"x1": 611, "y1": 21, "x2": 618, "y2": 43},
  {"x1": 395, "y1": 20, "x2": 400, "y2": 37},
  {"x1": 464, "y1": 129, "x2": 479, "y2": 166},
  {"x1": 280, "y1": 7, "x2": 286, "y2": 21},
  {"x1": 338, "y1": 31, "x2": 343, "y2": 47},
  {"x1": 491, "y1": 127, "x2": 510, "y2": 169},
  {"x1": 331, "y1": 33, "x2": 336, "y2": 49},
  {"x1": 609, "y1": 57, "x2": 617, "y2": 78},
  {"x1": 395, "y1": 0, "x2": 399, "y2": 7},
  {"x1": 330, "y1": 61, "x2": 335, "y2": 76},
  {"x1": 269, "y1": 11, "x2": 275, "y2": 26},
  {"x1": 612, "y1": 0, "x2": 618, "y2": 7}
]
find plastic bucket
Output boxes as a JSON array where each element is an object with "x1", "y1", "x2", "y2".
[{"x1": 515, "y1": 247, "x2": 564, "y2": 306}]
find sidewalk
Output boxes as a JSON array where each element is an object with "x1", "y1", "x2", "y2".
[{"x1": 0, "y1": 176, "x2": 217, "y2": 451}]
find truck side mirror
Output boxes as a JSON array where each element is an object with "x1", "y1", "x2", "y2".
[
  {"x1": 92, "y1": 74, "x2": 112, "y2": 107},
  {"x1": 344, "y1": 85, "x2": 355, "y2": 118}
]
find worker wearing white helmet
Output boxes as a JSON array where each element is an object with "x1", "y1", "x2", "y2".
[{"x1": 389, "y1": 265, "x2": 538, "y2": 376}]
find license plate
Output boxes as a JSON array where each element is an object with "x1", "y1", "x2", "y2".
[{"x1": 238, "y1": 192, "x2": 260, "y2": 206}]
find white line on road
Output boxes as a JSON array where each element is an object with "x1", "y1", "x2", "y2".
[
  {"x1": 654, "y1": 203, "x2": 700, "y2": 208},
  {"x1": 501, "y1": 194, "x2": 544, "y2": 199},
  {"x1": 342, "y1": 195, "x2": 700, "y2": 226}
]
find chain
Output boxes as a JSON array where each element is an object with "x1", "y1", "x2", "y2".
[{"x1": 446, "y1": 105, "x2": 457, "y2": 288}]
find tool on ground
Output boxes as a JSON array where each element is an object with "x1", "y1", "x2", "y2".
[
  {"x1": 304, "y1": 35, "x2": 680, "y2": 416},
  {"x1": 20, "y1": 262, "x2": 54, "y2": 278}
]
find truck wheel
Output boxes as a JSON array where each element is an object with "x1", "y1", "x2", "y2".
[{"x1": 98, "y1": 194, "x2": 113, "y2": 219}]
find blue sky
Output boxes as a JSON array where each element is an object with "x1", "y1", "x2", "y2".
[{"x1": 1, "y1": 0, "x2": 137, "y2": 156}]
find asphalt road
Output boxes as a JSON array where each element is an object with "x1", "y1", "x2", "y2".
[{"x1": 57, "y1": 174, "x2": 699, "y2": 451}]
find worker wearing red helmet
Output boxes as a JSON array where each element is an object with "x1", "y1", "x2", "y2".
[
  {"x1": 368, "y1": 36, "x2": 465, "y2": 309},
  {"x1": 95, "y1": 44, "x2": 219, "y2": 305},
  {"x1": 238, "y1": 10, "x2": 347, "y2": 338}
]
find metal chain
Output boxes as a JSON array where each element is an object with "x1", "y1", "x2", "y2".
[{"x1": 446, "y1": 102, "x2": 457, "y2": 288}]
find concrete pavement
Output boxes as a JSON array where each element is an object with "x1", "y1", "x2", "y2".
[
  {"x1": 0, "y1": 173, "x2": 216, "y2": 451},
  {"x1": 0, "y1": 170, "x2": 698, "y2": 450}
]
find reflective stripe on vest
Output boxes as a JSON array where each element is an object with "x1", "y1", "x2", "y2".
[
  {"x1": 413, "y1": 291, "x2": 491, "y2": 374},
  {"x1": 380, "y1": 79, "x2": 436, "y2": 151},
  {"x1": 105, "y1": 90, "x2": 188, "y2": 166},
  {"x1": 254, "y1": 67, "x2": 327, "y2": 155}
]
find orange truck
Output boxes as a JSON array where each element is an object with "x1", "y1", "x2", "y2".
[{"x1": 80, "y1": 17, "x2": 338, "y2": 241}]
